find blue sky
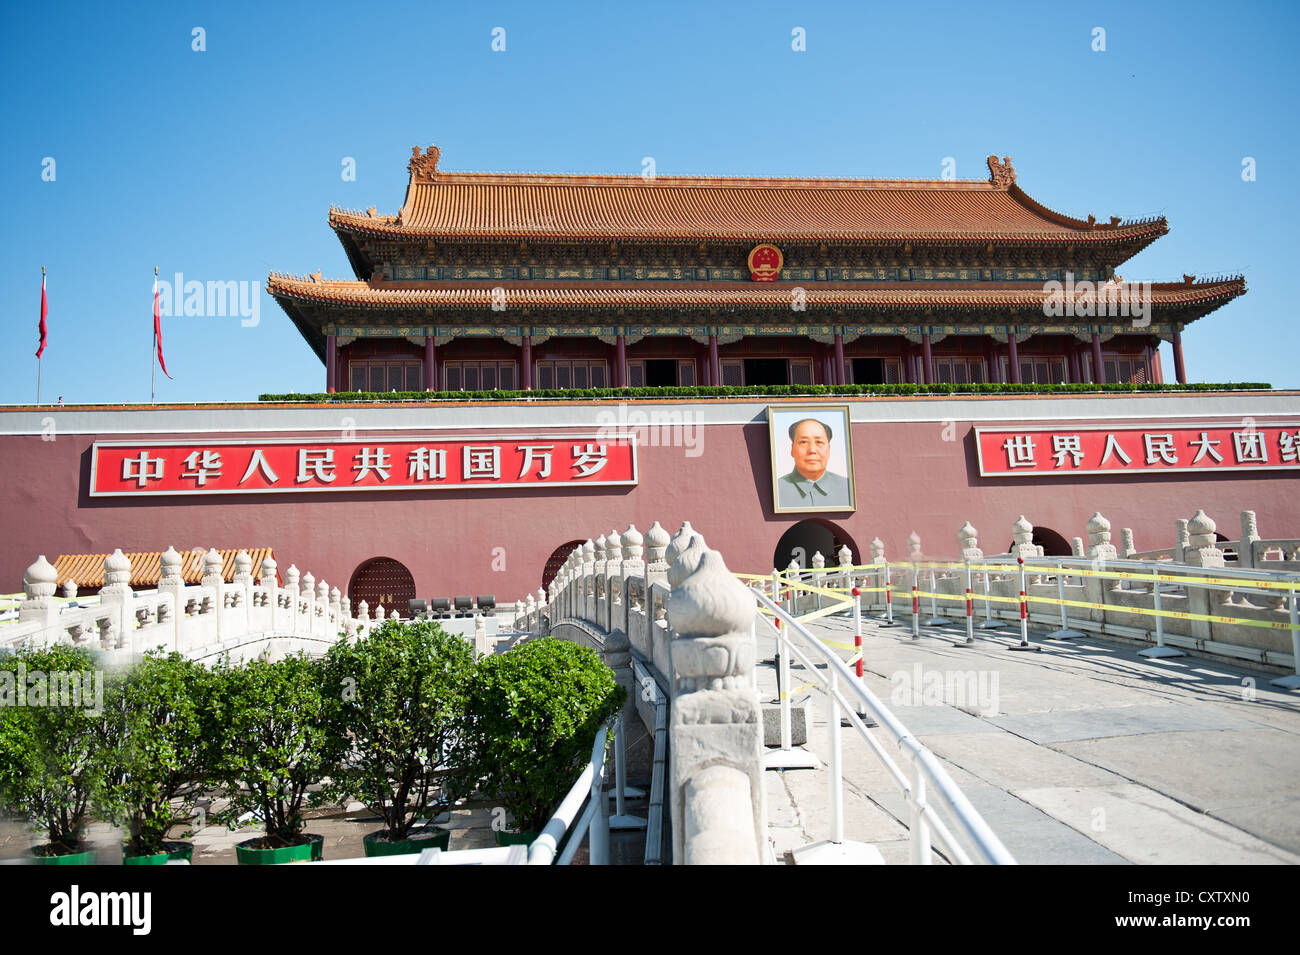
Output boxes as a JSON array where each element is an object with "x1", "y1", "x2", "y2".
[{"x1": 2, "y1": 0, "x2": 1295, "y2": 403}]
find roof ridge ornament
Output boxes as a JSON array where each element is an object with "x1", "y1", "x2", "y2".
[
  {"x1": 986, "y1": 154, "x2": 1016, "y2": 186},
  {"x1": 410, "y1": 144, "x2": 441, "y2": 183}
]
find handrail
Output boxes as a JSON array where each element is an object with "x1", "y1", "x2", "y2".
[
  {"x1": 753, "y1": 583, "x2": 1016, "y2": 864},
  {"x1": 528, "y1": 720, "x2": 612, "y2": 865}
]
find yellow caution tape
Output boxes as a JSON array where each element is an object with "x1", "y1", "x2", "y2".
[
  {"x1": 794, "y1": 601, "x2": 857, "y2": 624},
  {"x1": 779, "y1": 681, "x2": 819, "y2": 700},
  {"x1": 1022, "y1": 593, "x2": 1300, "y2": 631}
]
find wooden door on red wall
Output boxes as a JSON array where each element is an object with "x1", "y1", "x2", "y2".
[{"x1": 348, "y1": 557, "x2": 417, "y2": 615}]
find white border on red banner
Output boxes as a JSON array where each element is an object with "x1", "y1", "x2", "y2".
[
  {"x1": 88, "y1": 432, "x2": 639, "y2": 497},
  {"x1": 973, "y1": 421, "x2": 1300, "y2": 477}
]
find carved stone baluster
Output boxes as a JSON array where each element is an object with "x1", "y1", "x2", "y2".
[{"x1": 668, "y1": 548, "x2": 762, "y2": 865}]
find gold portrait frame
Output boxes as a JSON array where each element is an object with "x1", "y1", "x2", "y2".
[{"x1": 767, "y1": 404, "x2": 857, "y2": 514}]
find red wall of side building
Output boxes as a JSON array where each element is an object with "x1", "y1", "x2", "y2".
[{"x1": 0, "y1": 395, "x2": 1296, "y2": 604}]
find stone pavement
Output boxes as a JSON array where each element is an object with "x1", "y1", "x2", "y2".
[{"x1": 758, "y1": 610, "x2": 1300, "y2": 865}]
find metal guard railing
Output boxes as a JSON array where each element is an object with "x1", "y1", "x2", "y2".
[{"x1": 752, "y1": 582, "x2": 1016, "y2": 865}]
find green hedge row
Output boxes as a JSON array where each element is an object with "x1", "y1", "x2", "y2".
[{"x1": 260, "y1": 381, "x2": 1271, "y2": 403}]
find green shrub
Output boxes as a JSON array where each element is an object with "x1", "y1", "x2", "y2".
[
  {"x1": 322, "y1": 620, "x2": 476, "y2": 841},
  {"x1": 97, "y1": 651, "x2": 216, "y2": 857},
  {"x1": 209, "y1": 654, "x2": 344, "y2": 848},
  {"x1": 463, "y1": 638, "x2": 626, "y2": 833},
  {"x1": 0, "y1": 646, "x2": 107, "y2": 855}
]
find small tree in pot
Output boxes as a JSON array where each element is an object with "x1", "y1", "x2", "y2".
[
  {"x1": 210, "y1": 653, "x2": 343, "y2": 863},
  {"x1": 323, "y1": 619, "x2": 476, "y2": 855},
  {"x1": 97, "y1": 650, "x2": 215, "y2": 863},
  {"x1": 462, "y1": 637, "x2": 626, "y2": 839},
  {"x1": 0, "y1": 645, "x2": 108, "y2": 862}
]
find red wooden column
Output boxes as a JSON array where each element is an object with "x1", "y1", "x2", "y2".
[
  {"x1": 921, "y1": 333, "x2": 933, "y2": 385},
  {"x1": 984, "y1": 339, "x2": 1001, "y2": 383},
  {"x1": 708, "y1": 334, "x2": 720, "y2": 385},
  {"x1": 1091, "y1": 332, "x2": 1106, "y2": 384},
  {"x1": 1007, "y1": 333, "x2": 1022, "y2": 384},
  {"x1": 522, "y1": 335, "x2": 533, "y2": 391},
  {"x1": 1067, "y1": 348, "x2": 1080, "y2": 384},
  {"x1": 615, "y1": 334, "x2": 627, "y2": 388},
  {"x1": 833, "y1": 333, "x2": 845, "y2": 385},
  {"x1": 1172, "y1": 328, "x2": 1187, "y2": 384},
  {"x1": 325, "y1": 335, "x2": 337, "y2": 393},
  {"x1": 423, "y1": 337, "x2": 438, "y2": 392}
]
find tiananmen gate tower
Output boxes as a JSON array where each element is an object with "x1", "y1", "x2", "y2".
[{"x1": 268, "y1": 147, "x2": 1244, "y2": 393}]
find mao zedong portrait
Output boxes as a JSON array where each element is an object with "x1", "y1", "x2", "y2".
[{"x1": 777, "y1": 417, "x2": 853, "y2": 510}]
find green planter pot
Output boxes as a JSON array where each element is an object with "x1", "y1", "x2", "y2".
[
  {"x1": 31, "y1": 847, "x2": 97, "y2": 865},
  {"x1": 362, "y1": 829, "x2": 450, "y2": 857},
  {"x1": 122, "y1": 842, "x2": 194, "y2": 866},
  {"x1": 494, "y1": 830, "x2": 539, "y2": 847},
  {"x1": 235, "y1": 833, "x2": 324, "y2": 866}
]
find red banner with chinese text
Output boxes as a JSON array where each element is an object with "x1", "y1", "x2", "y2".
[
  {"x1": 975, "y1": 424, "x2": 1300, "y2": 477},
  {"x1": 90, "y1": 434, "x2": 637, "y2": 496}
]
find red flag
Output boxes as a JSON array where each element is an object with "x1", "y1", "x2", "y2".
[
  {"x1": 36, "y1": 272, "x2": 47, "y2": 359},
  {"x1": 153, "y1": 276, "x2": 172, "y2": 379}
]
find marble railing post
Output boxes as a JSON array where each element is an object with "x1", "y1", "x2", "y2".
[
  {"x1": 285, "y1": 565, "x2": 300, "y2": 634},
  {"x1": 1120, "y1": 529, "x2": 1136, "y2": 559},
  {"x1": 301, "y1": 571, "x2": 316, "y2": 633},
  {"x1": 157, "y1": 546, "x2": 185, "y2": 648},
  {"x1": 668, "y1": 548, "x2": 763, "y2": 865},
  {"x1": 232, "y1": 550, "x2": 254, "y2": 634},
  {"x1": 582, "y1": 539, "x2": 597, "y2": 624},
  {"x1": 621, "y1": 524, "x2": 644, "y2": 636},
  {"x1": 593, "y1": 534, "x2": 609, "y2": 629},
  {"x1": 870, "y1": 537, "x2": 886, "y2": 612},
  {"x1": 1241, "y1": 510, "x2": 1260, "y2": 569},
  {"x1": 1175, "y1": 519, "x2": 1190, "y2": 564},
  {"x1": 201, "y1": 549, "x2": 224, "y2": 643},
  {"x1": 99, "y1": 549, "x2": 133, "y2": 651},
  {"x1": 605, "y1": 530, "x2": 623, "y2": 634},
  {"x1": 261, "y1": 556, "x2": 280, "y2": 633},
  {"x1": 20, "y1": 555, "x2": 60, "y2": 633},
  {"x1": 1184, "y1": 509, "x2": 1224, "y2": 640}
]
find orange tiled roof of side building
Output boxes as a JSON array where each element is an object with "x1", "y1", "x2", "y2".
[
  {"x1": 53, "y1": 548, "x2": 276, "y2": 590},
  {"x1": 327, "y1": 148, "x2": 1167, "y2": 244},
  {"x1": 266, "y1": 274, "x2": 1245, "y2": 311}
]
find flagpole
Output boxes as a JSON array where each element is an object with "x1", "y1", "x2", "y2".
[
  {"x1": 36, "y1": 266, "x2": 44, "y2": 405},
  {"x1": 152, "y1": 266, "x2": 157, "y2": 404}
]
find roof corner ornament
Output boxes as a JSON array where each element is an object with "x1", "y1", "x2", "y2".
[
  {"x1": 986, "y1": 154, "x2": 1016, "y2": 186},
  {"x1": 1183, "y1": 273, "x2": 1196, "y2": 285},
  {"x1": 309, "y1": 271, "x2": 321, "y2": 284},
  {"x1": 409, "y1": 144, "x2": 441, "y2": 183}
]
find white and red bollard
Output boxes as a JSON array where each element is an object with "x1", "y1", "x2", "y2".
[{"x1": 1008, "y1": 556, "x2": 1040, "y2": 652}]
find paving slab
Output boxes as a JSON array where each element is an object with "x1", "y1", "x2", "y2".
[
  {"x1": 987, "y1": 702, "x2": 1259, "y2": 744},
  {"x1": 1015, "y1": 784, "x2": 1300, "y2": 865},
  {"x1": 870, "y1": 782, "x2": 1129, "y2": 865}
]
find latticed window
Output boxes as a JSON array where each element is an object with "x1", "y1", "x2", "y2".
[
  {"x1": 1103, "y1": 354, "x2": 1151, "y2": 385},
  {"x1": 349, "y1": 359, "x2": 422, "y2": 392},
  {"x1": 1003, "y1": 357, "x2": 1067, "y2": 384},
  {"x1": 444, "y1": 360, "x2": 517, "y2": 391},
  {"x1": 933, "y1": 358, "x2": 987, "y2": 384},
  {"x1": 534, "y1": 360, "x2": 608, "y2": 389}
]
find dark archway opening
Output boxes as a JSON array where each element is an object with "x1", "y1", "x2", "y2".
[
  {"x1": 1005, "y1": 526, "x2": 1072, "y2": 557},
  {"x1": 772, "y1": 519, "x2": 860, "y2": 572},
  {"x1": 542, "y1": 539, "x2": 587, "y2": 592},
  {"x1": 348, "y1": 556, "x2": 416, "y2": 617}
]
